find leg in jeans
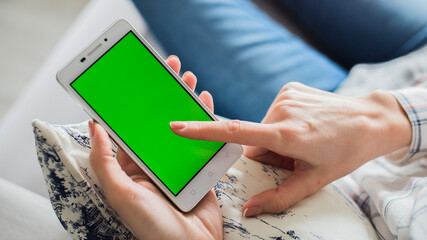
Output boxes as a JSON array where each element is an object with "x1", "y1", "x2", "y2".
[
  {"x1": 132, "y1": 0, "x2": 346, "y2": 122},
  {"x1": 278, "y1": 0, "x2": 427, "y2": 68}
]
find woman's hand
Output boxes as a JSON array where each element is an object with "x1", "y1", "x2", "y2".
[
  {"x1": 89, "y1": 56, "x2": 222, "y2": 240},
  {"x1": 170, "y1": 82, "x2": 412, "y2": 217}
]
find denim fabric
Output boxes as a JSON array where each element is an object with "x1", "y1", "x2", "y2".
[
  {"x1": 278, "y1": 0, "x2": 427, "y2": 68},
  {"x1": 132, "y1": 0, "x2": 427, "y2": 121},
  {"x1": 132, "y1": 0, "x2": 346, "y2": 122}
]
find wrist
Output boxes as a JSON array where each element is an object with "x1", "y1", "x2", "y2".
[{"x1": 362, "y1": 90, "x2": 412, "y2": 153}]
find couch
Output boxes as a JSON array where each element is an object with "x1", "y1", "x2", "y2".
[{"x1": 0, "y1": 0, "x2": 162, "y2": 238}]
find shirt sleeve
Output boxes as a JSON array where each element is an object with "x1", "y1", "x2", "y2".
[{"x1": 389, "y1": 86, "x2": 427, "y2": 165}]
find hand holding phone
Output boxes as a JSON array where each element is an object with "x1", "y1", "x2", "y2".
[
  {"x1": 88, "y1": 56, "x2": 223, "y2": 240},
  {"x1": 57, "y1": 19, "x2": 242, "y2": 212}
]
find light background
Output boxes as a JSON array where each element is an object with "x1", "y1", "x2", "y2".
[{"x1": 0, "y1": 0, "x2": 88, "y2": 118}]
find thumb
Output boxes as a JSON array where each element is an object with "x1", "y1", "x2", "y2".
[
  {"x1": 89, "y1": 121, "x2": 132, "y2": 199},
  {"x1": 170, "y1": 120, "x2": 277, "y2": 148},
  {"x1": 242, "y1": 169, "x2": 321, "y2": 217}
]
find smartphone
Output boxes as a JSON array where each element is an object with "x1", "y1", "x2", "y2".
[{"x1": 56, "y1": 19, "x2": 243, "y2": 212}]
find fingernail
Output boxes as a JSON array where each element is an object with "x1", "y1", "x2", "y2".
[
  {"x1": 183, "y1": 71, "x2": 193, "y2": 78},
  {"x1": 243, "y1": 206, "x2": 262, "y2": 217},
  {"x1": 88, "y1": 120, "x2": 95, "y2": 138},
  {"x1": 242, "y1": 208, "x2": 248, "y2": 217},
  {"x1": 168, "y1": 55, "x2": 178, "y2": 60},
  {"x1": 170, "y1": 121, "x2": 187, "y2": 130}
]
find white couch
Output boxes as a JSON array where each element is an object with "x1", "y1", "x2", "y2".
[
  {"x1": 0, "y1": 0, "x2": 161, "y2": 238},
  {"x1": 0, "y1": 0, "x2": 162, "y2": 196}
]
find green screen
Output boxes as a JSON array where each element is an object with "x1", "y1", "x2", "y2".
[{"x1": 71, "y1": 31, "x2": 224, "y2": 195}]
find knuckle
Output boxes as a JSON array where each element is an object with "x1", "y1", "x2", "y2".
[
  {"x1": 278, "y1": 90, "x2": 299, "y2": 102},
  {"x1": 271, "y1": 102, "x2": 285, "y2": 114},
  {"x1": 271, "y1": 100, "x2": 296, "y2": 117},
  {"x1": 287, "y1": 82, "x2": 304, "y2": 88},
  {"x1": 279, "y1": 85, "x2": 290, "y2": 95},
  {"x1": 279, "y1": 86, "x2": 289, "y2": 95},
  {"x1": 278, "y1": 125, "x2": 299, "y2": 138},
  {"x1": 195, "y1": 121, "x2": 203, "y2": 132},
  {"x1": 225, "y1": 120, "x2": 242, "y2": 136},
  {"x1": 275, "y1": 99, "x2": 298, "y2": 111},
  {"x1": 280, "y1": 82, "x2": 301, "y2": 94},
  {"x1": 274, "y1": 189, "x2": 293, "y2": 213},
  {"x1": 197, "y1": 122, "x2": 211, "y2": 140},
  {"x1": 274, "y1": 125, "x2": 303, "y2": 150}
]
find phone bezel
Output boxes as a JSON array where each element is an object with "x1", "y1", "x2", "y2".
[{"x1": 56, "y1": 19, "x2": 243, "y2": 212}]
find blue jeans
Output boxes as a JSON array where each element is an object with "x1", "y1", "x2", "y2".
[
  {"x1": 131, "y1": 0, "x2": 427, "y2": 122},
  {"x1": 278, "y1": 0, "x2": 427, "y2": 68}
]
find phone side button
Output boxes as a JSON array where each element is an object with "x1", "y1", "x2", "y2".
[
  {"x1": 208, "y1": 171, "x2": 213, "y2": 177},
  {"x1": 191, "y1": 190, "x2": 196, "y2": 195}
]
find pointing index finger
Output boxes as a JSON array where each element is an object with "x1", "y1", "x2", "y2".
[{"x1": 170, "y1": 120, "x2": 277, "y2": 148}]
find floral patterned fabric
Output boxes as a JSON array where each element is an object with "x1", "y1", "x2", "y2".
[{"x1": 33, "y1": 119, "x2": 377, "y2": 240}]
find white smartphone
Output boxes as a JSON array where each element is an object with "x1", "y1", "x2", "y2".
[{"x1": 57, "y1": 19, "x2": 243, "y2": 212}]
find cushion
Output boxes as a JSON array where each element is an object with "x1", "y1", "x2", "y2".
[{"x1": 33, "y1": 119, "x2": 377, "y2": 239}]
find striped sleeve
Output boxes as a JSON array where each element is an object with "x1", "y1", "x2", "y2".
[{"x1": 389, "y1": 86, "x2": 427, "y2": 165}]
